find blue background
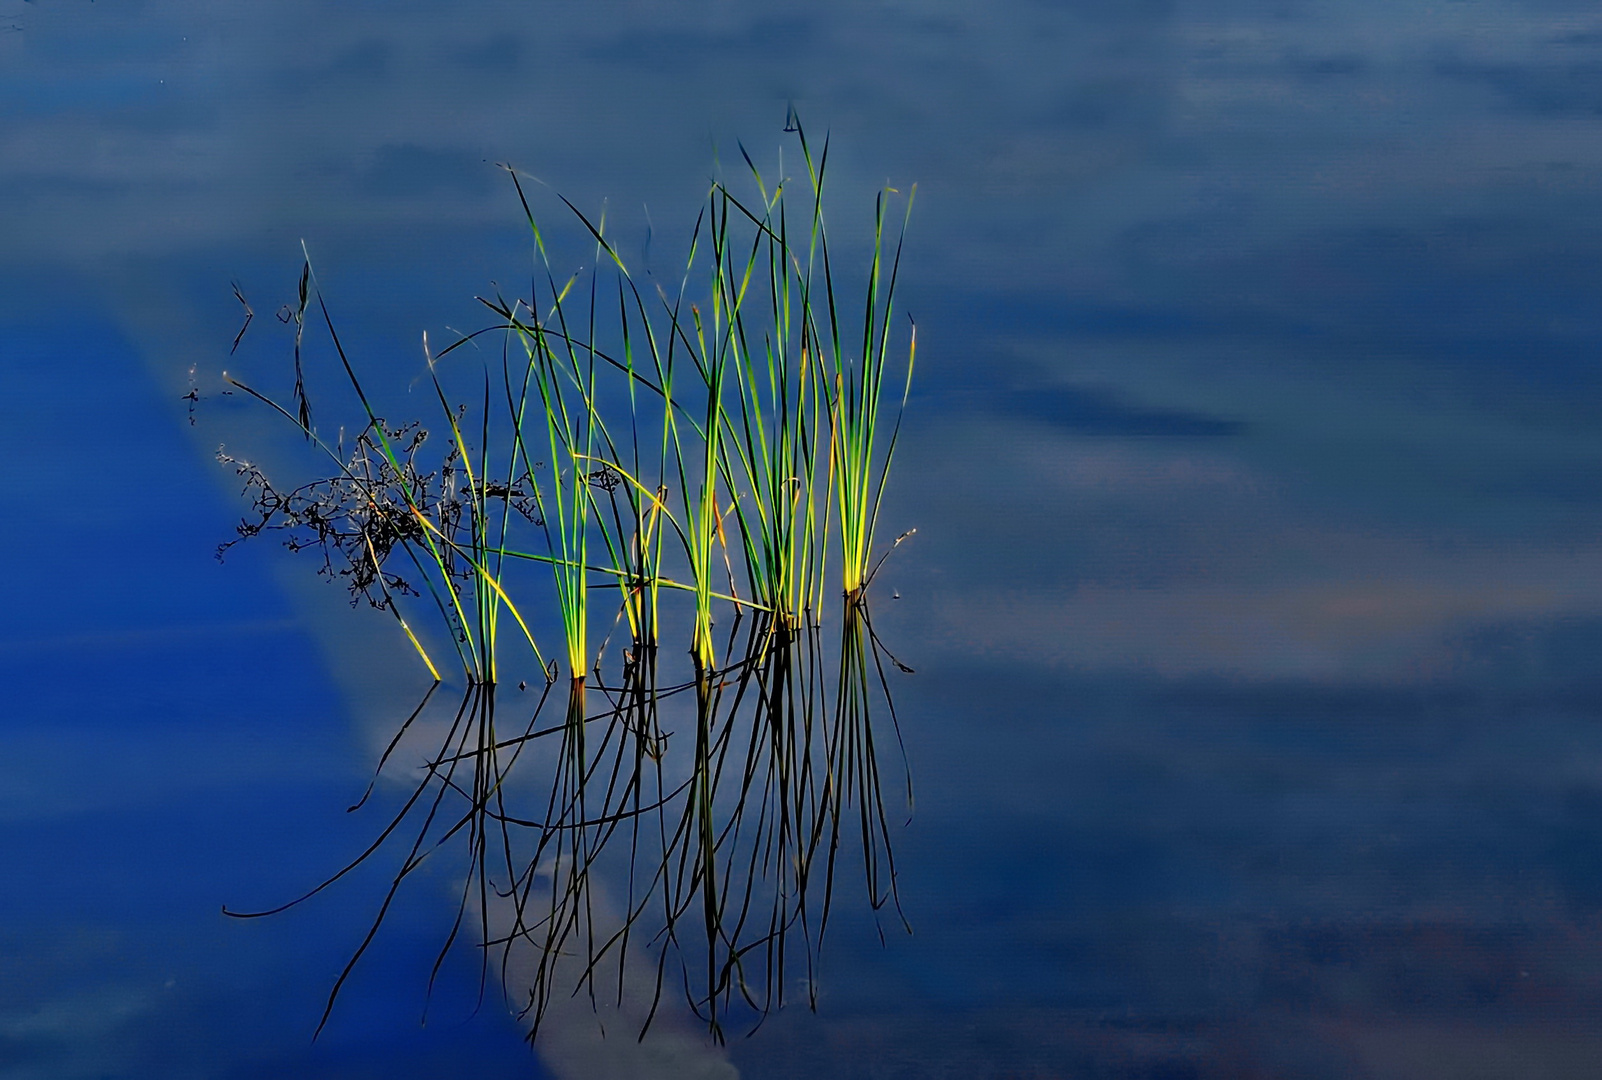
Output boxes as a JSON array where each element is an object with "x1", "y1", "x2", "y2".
[{"x1": 6, "y1": 1, "x2": 1602, "y2": 1076}]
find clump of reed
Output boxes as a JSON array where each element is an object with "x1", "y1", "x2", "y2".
[{"x1": 219, "y1": 117, "x2": 917, "y2": 1043}]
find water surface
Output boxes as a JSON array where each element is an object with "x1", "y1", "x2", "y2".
[{"x1": 6, "y1": 1, "x2": 1602, "y2": 1076}]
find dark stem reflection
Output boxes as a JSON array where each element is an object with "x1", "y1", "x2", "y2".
[{"x1": 225, "y1": 601, "x2": 911, "y2": 1046}]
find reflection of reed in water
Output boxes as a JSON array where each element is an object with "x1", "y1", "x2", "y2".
[{"x1": 226, "y1": 604, "x2": 909, "y2": 1045}]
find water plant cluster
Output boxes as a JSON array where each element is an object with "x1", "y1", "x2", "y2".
[{"x1": 219, "y1": 122, "x2": 917, "y2": 1044}]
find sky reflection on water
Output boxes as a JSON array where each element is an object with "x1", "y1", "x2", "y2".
[{"x1": 6, "y1": 0, "x2": 1602, "y2": 1076}]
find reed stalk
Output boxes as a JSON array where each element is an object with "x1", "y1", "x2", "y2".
[{"x1": 219, "y1": 117, "x2": 918, "y2": 1045}]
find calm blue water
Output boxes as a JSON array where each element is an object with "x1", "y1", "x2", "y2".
[{"x1": 7, "y1": 2, "x2": 1602, "y2": 1077}]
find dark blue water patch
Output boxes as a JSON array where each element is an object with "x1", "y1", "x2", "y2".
[
  {"x1": 1544, "y1": 784, "x2": 1602, "y2": 912},
  {"x1": 1276, "y1": 227, "x2": 1602, "y2": 361},
  {"x1": 360, "y1": 143, "x2": 501, "y2": 200},
  {"x1": 271, "y1": 37, "x2": 396, "y2": 94},
  {"x1": 1463, "y1": 458, "x2": 1602, "y2": 504},
  {"x1": 998, "y1": 382, "x2": 1246, "y2": 437},
  {"x1": 871, "y1": 662, "x2": 1602, "y2": 1007},
  {"x1": 0, "y1": 9, "x2": 181, "y2": 72},
  {"x1": 1147, "y1": 667, "x2": 1602, "y2": 724},
  {"x1": 587, "y1": 16, "x2": 816, "y2": 67},
  {"x1": 734, "y1": 1003, "x2": 1375, "y2": 1080},
  {"x1": 1282, "y1": 50, "x2": 1368, "y2": 79},
  {"x1": 0, "y1": 644, "x2": 345, "y2": 840},
  {"x1": 1249, "y1": 918, "x2": 1576, "y2": 1016},
  {"x1": 0, "y1": 172, "x2": 143, "y2": 213},
  {"x1": 888, "y1": 296, "x2": 1252, "y2": 425},
  {"x1": 0, "y1": 70, "x2": 165, "y2": 116},
  {"x1": 1051, "y1": 73, "x2": 1170, "y2": 131},
  {"x1": 1444, "y1": 617, "x2": 1602, "y2": 694},
  {"x1": 953, "y1": 292, "x2": 1235, "y2": 341},
  {"x1": 1435, "y1": 54, "x2": 1602, "y2": 116},
  {"x1": 0, "y1": 317, "x2": 293, "y2": 643},
  {"x1": 1102, "y1": 215, "x2": 1602, "y2": 366},
  {"x1": 449, "y1": 35, "x2": 523, "y2": 74}
]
